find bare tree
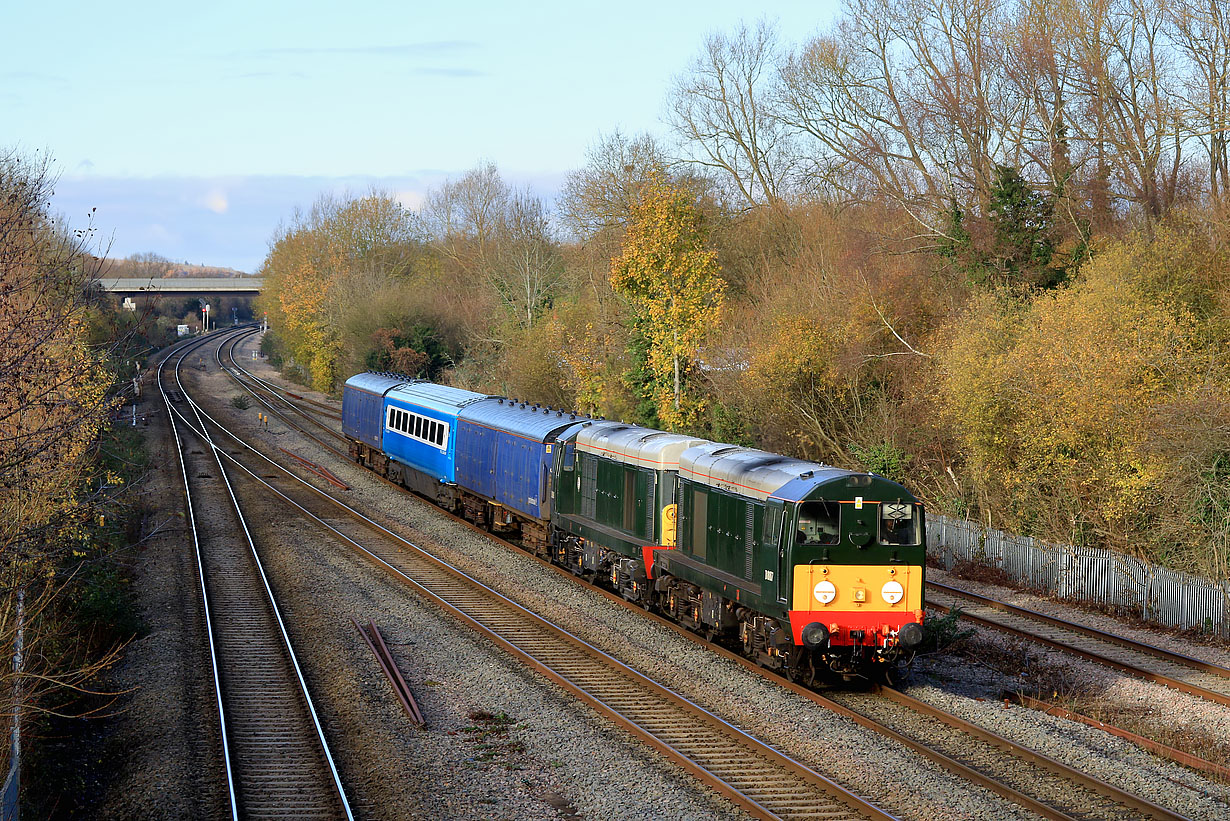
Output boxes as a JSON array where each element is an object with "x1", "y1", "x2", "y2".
[
  {"x1": 668, "y1": 20, "x2": 796, "y2": 210},
  {"x1": 490, "y1": 190, "x2": 565, "y2": 328},
  {"x1": 777, "y1": 0, "x2": 1012, "y2": 231},
  {"x1": 558, "y1": 130, "x2": 669, "y2": 236},
  {"x1": 1057, "y1": 0, "x2": 1187, "y2": 222},
  {"x1": 421, "y1": 161, "x2": 510, "y2": 273},
  {"x1": 1169, "y1": 0, "x2": 1230, "y2": 200}
]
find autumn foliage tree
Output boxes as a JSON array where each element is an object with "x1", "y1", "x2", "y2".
[
  {"x1": 1, "y1": 150, "x2": 119, "y2": 743},
  {"x1": 610, "y1": 174, "x2": 726, "y2": 431},
  {"x1": 252, "y1": 9, "x2": 1230, "y2": 585},
  {"x1": 938, "y1": 227, "x2": 1220, "y2": 557},
  {"x1": 259, "y1": 192, "x2": 424, "y2": 391}
]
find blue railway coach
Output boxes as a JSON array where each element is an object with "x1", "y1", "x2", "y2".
[
  {"x1": 382, "y1": 381, "x2": 488, "y2": 484},
  {"x1": 455, "y1": 399, "x2": 588, "y2": 547},
  {"x1": 342, "y1": 374, "x2": 490, "y2": 507},
  {"x1": 341, "y1": 372, "x2": 408, "y2": 450}
]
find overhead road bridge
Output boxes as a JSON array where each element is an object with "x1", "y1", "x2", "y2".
[
  {"x1": 98, "y1": 277, "x2": 264, "y2": 311},
  {"x1": 98, "y1": 277, "x2": 264, "y2": 298}
]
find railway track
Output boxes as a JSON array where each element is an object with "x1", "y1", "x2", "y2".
[
  {"x1": 925, "y1": 582, "x2": 1230, "y2": 708},
  {"x1": 213, "y1": 332, "x2": 1206, "y2": 821},
  {"x1": 220, "y1": 330, "x2": 348, "y2": 442},
  {"x1": 159, "y1": 330, "x2": 352, "y2": 820},
  {"x1": 826, "y1": 687, "x2": 1180, "y2": 821},
  {"x1": 187, "y1": 330, "x2": 898, "y2": 820}
]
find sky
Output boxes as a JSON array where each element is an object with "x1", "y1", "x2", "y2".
[{"x1": 4, "y1": 1, "x2": 840, "y2": 272}]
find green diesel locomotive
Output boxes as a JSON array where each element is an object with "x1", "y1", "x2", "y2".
[{"x1": 549, "y1": 422, "x2": 926, "y2": 683}]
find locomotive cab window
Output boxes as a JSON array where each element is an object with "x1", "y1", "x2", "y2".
[
  {"x1": 796, "y1": 501, "x2": 840, "y2": 545},
  {"x1": 879, "y1": 502, "x2": 920, "y2": 545}
]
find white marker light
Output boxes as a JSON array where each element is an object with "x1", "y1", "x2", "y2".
[
  {"x1": 881, "y1": 580, "x2": 905, "y2": 604},
  {"x1": 814, "y1": 580, "x2": 837, "y2": 604}
]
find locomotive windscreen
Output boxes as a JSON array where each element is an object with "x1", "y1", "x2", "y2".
[{"x1": 796, "y1": 501, "x2": 840, "y2": 545}]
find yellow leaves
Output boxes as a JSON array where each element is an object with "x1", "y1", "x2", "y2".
[
  {"x1": 610, "y1": 174, "x2": 726, "y2": 430},
  {"x1": 260, "y1": 192, "x2": 415, "y2": 392},
  {"x1": 939, "y1": 259, "x2": 1201, "y2": 539},
  {"x1": 748, "y1": 315, "x2": 842, "y2": 389},
  {"x1": 0, "y1": 163, "x2": 115, "y2": 565}
]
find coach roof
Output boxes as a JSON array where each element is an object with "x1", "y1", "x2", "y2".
[
  {"x1": 386, "y1": 381, "x2": 490, "y2": 415},
  {"x1": 459, "y1": 398, "x2": 589, "y2": 442},
  {"x1": 343, "y1": 372, "x2": 412, "y2": 397}
]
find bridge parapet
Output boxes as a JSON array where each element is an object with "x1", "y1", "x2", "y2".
[{"x1": 99, "y1": 277, "x2": 264, "y2": 294}]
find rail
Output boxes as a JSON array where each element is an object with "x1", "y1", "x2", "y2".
[
  {"x1": 216, "y1": 336, "x2": 1201, "y2": 821},
  {"x1": 161, "y1": 327, "x2": 353, "y2": 819}
]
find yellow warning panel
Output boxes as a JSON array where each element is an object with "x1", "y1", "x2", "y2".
[
  {"x1": 661, "y1": 503, "x2": 678, "y2": 546},
  {"x1": 792, "y1": 564, "x2": 922, "y2": 611}
]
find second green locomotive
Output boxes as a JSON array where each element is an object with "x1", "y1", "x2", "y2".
[{"x1": 549, "y1": 422, "x2": 925, "y2": 683}]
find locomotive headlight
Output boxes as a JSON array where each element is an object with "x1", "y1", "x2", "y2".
[
  {"x1": 801, "y1": 622, "x2": 830, "y2": 648},
  {"x1": 881, "y1": 580, "x2": 905, "y2": 604},
  {"x1": 813, "y1": 580, "x2": 837, "y2": 604}
]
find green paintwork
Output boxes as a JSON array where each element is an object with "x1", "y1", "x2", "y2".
[{"x1": 551, "y1": 427, "x2": 927, "y2": 621}]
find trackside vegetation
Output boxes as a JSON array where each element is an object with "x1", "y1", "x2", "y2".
[
  {"x1": 2, "y1": 148, "x2": 159, "y2": 813},
  {"x1": 256, "y1": 3, "x2": 1230, "y2": 586}
]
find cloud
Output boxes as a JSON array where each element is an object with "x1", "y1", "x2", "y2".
[
  {"x1": 248, "y1": 41, "x2": 479, "y2": 58},
  {"x1": 202, "y1": 188, "x2": 229, "y2": 214},
  {"x1": 394, "y1": 189, "x2": 425, "y2": 210}
]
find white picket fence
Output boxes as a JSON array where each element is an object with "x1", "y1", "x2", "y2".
[{"x1": 927, "y1": 514, "x2": 1230, "y2": 638}]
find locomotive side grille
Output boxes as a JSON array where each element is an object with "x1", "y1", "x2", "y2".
[
  {"x1": 745, "y1": 503, "x2": 755, "y2": 579},
  {"x1": 645, "y1": 473, "x2": 656, "y2": 541},
  {"x1": 581, "y1": 455, "x2": 597, "y2": 520}
]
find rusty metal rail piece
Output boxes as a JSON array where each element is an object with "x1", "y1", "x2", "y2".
[
  {"x1": 353, "y1": 618, "x2": 425, "y2": 727},
  {"x1": 278, "y1": 447, "x2": 350, "y2": 490}
]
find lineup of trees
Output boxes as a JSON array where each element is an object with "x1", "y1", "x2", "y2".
[{"x1": 258, "y1": 0, "x2": 1230, "y2": 582}]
